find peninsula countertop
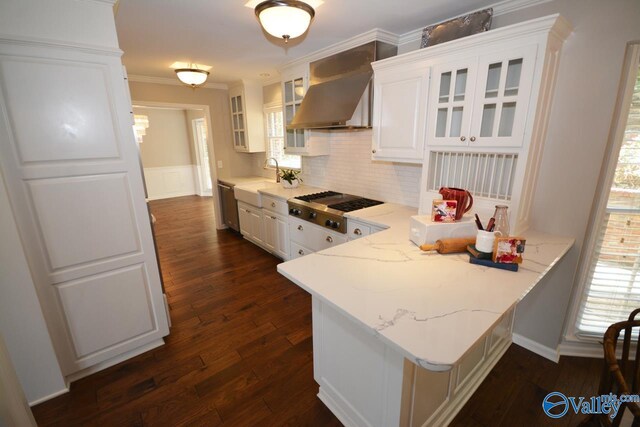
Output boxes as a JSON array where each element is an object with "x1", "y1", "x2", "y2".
[{"x1": 277, "y1": 203, "x2": 574, "y2": 371}]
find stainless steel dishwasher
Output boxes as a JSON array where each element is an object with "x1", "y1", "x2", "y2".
[{"x1": 218, "y1": 181, "x2": 239, "y2": 232}]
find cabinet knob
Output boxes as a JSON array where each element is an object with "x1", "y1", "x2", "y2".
[
  {"x1": 271, "y1": 202, "x2": 276, "y2": 207},
  {"x1": 326, "y1": 236, "x2": 333, "y2": 243},
  {"x1": 354, "y1": 228, "x2": 362, "y2": 235},
  {"x1": 297, "y1": 225, "x2": 303, "y2": 231},
  {"x1": 460, "y1": 136, "x2": 466, "y2": 142},
  {"x1": 372, "y1": 149, "x2": 377, "y2": 154},
  {"x1": 470, "y1": 136, "x2": 476, "y2": 142},
  {"x1": 298, "y1": 249, "x2": 304, "y2": 255}
]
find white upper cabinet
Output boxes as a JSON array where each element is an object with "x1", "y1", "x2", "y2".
[
  {"x1": 428, "y1": 59, "x2": 477, "y2": 146},
  {"x1": 427, "y1": 45, "x2": 537, "y2": 148},
  {"x1": 229, "y1": 80, "x2": 266, "y2": 153},
  {"x1": 469, "y1": 45, "x2": 537, "y2": 147},
  {"x1": 371, "y1": 65, "x2": 430, "y2": 163}
]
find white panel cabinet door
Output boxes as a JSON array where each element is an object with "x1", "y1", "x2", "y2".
[
  {"x1": 426, "y1": 59, "x2": 478, "y2": 147},
  {"x1": 0, "y1": 44, "x2": 169, "y2": 375},
  {"x1": 372, "y1": 65, "x2": 430, "y2": 163},
  {"x1": 469, "y1": 45, "x2": 538, "y2": 148},
  {"x1": 249, "y1": 209, "x2": 264, "y2": 245},
  {"x1": 263, "y1": 211, "x2": 290, "y2": 260}
]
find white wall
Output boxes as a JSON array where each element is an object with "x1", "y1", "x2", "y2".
[{"x1": 301, "y1": 131, "x2": 422, "y2": 206}]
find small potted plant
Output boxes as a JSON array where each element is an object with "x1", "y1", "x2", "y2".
[{"x1": 279, "y1": 168, "x2": 302, "y2": 189}]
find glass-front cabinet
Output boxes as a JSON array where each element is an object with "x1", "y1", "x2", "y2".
[
  {"x1": 470, "y1": 45, "x2": 537, "y2": 147},
  {"x1": 228, "y1": 80, "x2": 265, "y2": 153},
  {"x1": 427, "y1": 45, "x2": 537, "y2": 148},
  {"x1": 429, "y1": 60, "x2": 476, "y2": 146},
  {"x1": 283, "y1": 76, "x2": 307, "y2": 152},
  {"x1": 230, "y1": 93, "x2": 246, "y2": 150}
]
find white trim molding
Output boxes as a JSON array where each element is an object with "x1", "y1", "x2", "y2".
[
  {"x1": 278, "y1": 28, "x2": 400, "y2": 73},
  {"x1": 143, "y1": 165, "x2": 198, "y2": 200},
  {"x1": 557, "y1": 340, "x2": 604, "y2": 359},
  {"x1": 127, "y1": 74, "x2": 228, "y2": 90},
  {"x1": 513, "y1": 333, "x2": 560, "y2": 363}
]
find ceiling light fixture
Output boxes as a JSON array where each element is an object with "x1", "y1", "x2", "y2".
[
  {"x1": 175, "y1": 68, "x2": 210, "y2": 88},
  {"x1": 255, "y1": 0, "x2": 315, "y2": 43}
]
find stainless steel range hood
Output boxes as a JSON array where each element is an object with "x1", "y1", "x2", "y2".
[{"x1": 288, "y1": 41, "x2": 397, "y2": 130}]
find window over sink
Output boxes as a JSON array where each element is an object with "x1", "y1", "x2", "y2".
[{"x1": 264, "y1": 104, "x2": 301, "y2": 170}]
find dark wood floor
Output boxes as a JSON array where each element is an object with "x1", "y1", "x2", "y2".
[{"x1": 33, "y1": 195, "x2": 600, "y2": 426}]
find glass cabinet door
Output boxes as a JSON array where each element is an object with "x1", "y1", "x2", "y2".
[
  {"x1": 230, "y1": 94, "x2": 247, "y2": 150},
  {"x1": 428, "y1": 60, "x2": 476, "y2": 146},
  {"x1": 470, "y1": 45, "x2": 537, "y2": 147},
  {"x1": 282, "y1": 77, "x2": 307, "y2": 150}
]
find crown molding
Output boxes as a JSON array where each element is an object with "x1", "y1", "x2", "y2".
[
  {"x1": 261, "y1": 76, "x2": 282, "y2": 86},
  {"x1": 279, "y1": 28, "x2": 400, "y2": 73},
  {"x1": 397, "y1": 0, "x2": 554, "y2": 46},
  {"x1": 0, "y1": 33, "x2": 122, "y2": 56},
  {"x1": 127, "y1": 74, "x2": 228, "y2": 90}
]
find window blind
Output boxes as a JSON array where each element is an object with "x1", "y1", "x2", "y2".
[{"x1": 576, "y1": 59, "x2": 640, "y2": 338}]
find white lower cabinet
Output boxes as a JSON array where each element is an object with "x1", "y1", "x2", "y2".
[
  {"x1": 238, "y1": 201, "x2": 264, "y2": 246},
  {"x1": 312, "y1": 295, "x2": 515, "y2": 427},
  {"x1": 263, "y1": 210, "x2": 290, "y2": 260},
  {"x1": 289, "y1": 217, "x2": 347, "y2": 255},
  {"x1": 347, "y1": 219, "x2": 386, "y2": 241}
]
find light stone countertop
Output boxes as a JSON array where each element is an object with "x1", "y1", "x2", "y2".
[
  {"x1": 257, "y1": 183, "x2": 327, "y2": 200},
  {"x1": 217, "y1": 176, "x2": 271, "y2": 187},
  {"x1": 277, "y1": 204, "x2": 574, "y2": 371}
]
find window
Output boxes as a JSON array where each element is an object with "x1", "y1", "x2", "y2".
[
  {"x1": 264, "y1": 105, "x2": 301, "y2": 170},
  {"x1": 571, "y1": 45, "x2": 640, "y2": 339}
]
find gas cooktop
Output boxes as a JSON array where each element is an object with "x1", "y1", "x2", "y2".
[{"x1": 288, "y1": 191, "x2": 383, "y2": 233}]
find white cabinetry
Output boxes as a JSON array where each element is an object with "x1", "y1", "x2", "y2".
[
  {"x1": 281, "y1": 65, "x2": 329, "y2": 156},
  {"x1": 289, "y1": 217, "x2": 347, "y2": 255},
  {"x1": 238, "y1": 201, "x2": 264, "y2": 245},
  {"x1": 229, "y1": 80, "x2": 265, "y2": 153},
  {"x1": 371, "y1": 65, "x2": 430, "y2": 163},
  {"x1": 373, "y1": 14, "x2": 571, "y2": 234},
  {"x1": 261, "y1": 195, "x2": 290, "y2": 260},
  {"x1": 347, "y1": 219, "x2": 385, "y2": 241},
  {"x1": 428, "y1": 45, "x2": 537, "y2": 148}
]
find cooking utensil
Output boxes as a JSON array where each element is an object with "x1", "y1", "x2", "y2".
[{"x1": 420, "y1": 237, "x2": 476, "y2": 254}]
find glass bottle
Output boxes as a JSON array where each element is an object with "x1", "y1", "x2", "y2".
[{"x1": 493, "y1": 205, "x2": 510, "y2": 236}]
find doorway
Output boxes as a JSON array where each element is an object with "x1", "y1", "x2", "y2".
[{"x1": 193, "y1": 118, "x2": 213, "y2": 196}]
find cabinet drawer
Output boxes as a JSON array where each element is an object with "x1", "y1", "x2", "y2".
[
  {"x1": 290, "y1": 241, "x2": 313, "y2": 259},
  {"x1": 347, "y1": 221, "x2": 371, "y2": 239},
  {"x1": 289, "y1": 217, "x2": 314, "y2": 246},
  {"x1": 316, "y1": 229, "x2": 347, "y2": 251},
  {"x1": 262, "y1": 195, "x2": 288, "y2": 216}
]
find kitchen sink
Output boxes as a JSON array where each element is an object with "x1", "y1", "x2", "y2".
[{"x1": 233, "y1": 180, "x2": 277, "y2": 207}]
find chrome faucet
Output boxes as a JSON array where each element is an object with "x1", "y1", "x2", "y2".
[{"x1": 265, "y1": 157, "x2": 280, "y2": 183}]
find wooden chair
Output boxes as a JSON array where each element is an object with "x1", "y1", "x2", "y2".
[{"x1": 579, "y1": 308, "x2": 640, "y2": 426}]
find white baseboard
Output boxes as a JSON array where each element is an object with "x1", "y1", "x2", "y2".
[
  {"x1": 28, "y1": 386, "x2": 69, "y2": 407},
  {"x1": 557, "y1": 340, "x2": 605, "y2": 359},
  {"x1": 512, "y1": 333, "x2": 559, "y2": 363},
  {"x1": 143, "y1": 165, "x2": 196, "y2": 200},
  {"x1": 64, "y1": 339, "x2": 165, "y2": 385}
]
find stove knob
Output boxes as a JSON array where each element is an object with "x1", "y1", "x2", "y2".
[
  {"x1": 289, "y1": 208, "x2": 295, "y2": 215},
  {"x1": 295, "y1": 209, "x2": 302, "y2": 216},
  {"x1": 332, "y1": 221, "x2": 340, "y2": 229},
  {"x1": 309, "y1": 212, "x2": 317, "y2": 219},
  {"x1": 325, "y1": 219, "x2": 333, "y2": 227}
]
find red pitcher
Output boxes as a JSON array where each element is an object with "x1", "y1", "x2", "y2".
[{"x1": 439, "y1": 187, "x2": 473, "y2": 221}]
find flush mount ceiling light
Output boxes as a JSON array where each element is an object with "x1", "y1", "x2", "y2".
[
  {"x1": 255, "y1": 0, "x2": 315, "y2": 43},
  {"x1": 175, "y1": 68, "x2": 210, "y2": 88}
]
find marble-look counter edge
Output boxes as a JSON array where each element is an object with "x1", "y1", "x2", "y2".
[{"x1": 277, "y1": 204, "x2": 574, "y2": 370}]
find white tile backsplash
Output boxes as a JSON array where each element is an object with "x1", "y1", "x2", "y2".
[{"x1": 301, "y1": 130, "x2": 422, "y2": 207}]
